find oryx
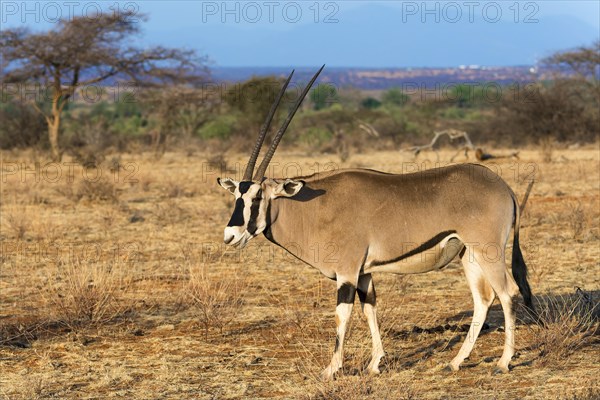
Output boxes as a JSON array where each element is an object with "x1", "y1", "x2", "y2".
[{"x1": 217, "y1": 66, "x2": 534, "y2": 379}]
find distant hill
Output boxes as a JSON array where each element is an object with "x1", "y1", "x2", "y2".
[{"x1": 211, "y1": 66, "x2": 540, "y2": 90}]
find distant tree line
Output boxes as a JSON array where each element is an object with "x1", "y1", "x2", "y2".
[{"x1": 1, "y1": 13, "x2": 598, "y2": 161}]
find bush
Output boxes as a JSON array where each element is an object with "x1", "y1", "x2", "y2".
[
  {"x1": 302, "y1": 127, "x2": 333, "y2": 148},
  {"x1": 225, "y1": 76, "x2": 287, "y2": 132},
  {"x1": 311, "y1": 83, "x2": 339, "y2": 110},
  {"x1": 41, "y1": 261, "x2": 132, "y2": 328},
  {"x1": 441, "y1": 107, "x2": 466, "y2": 120},
  {"x1": 197, "y1": 114, "x2": 237, "y2": 140},
  {"x1": 58, "y1": 177, "x2": 119, "y2": 203},
  {"x1": 526, "y1": 290, "x2": 599, "y2": 367},
  {"x1": 484, "y1": 80, "x2": 600, "y2": 144},
  {"x1": 185, "y1": 265, "x2": 246, "y2": 339},
  {"x1": 382, "y1": 88, "x2": 410, "y2": 107},
  {"x1": 361, "y1": 97, "x2": 382, "y2": 109},
  {"x1": 0, "y1": 100, "x2": 47, "y2": 149}
]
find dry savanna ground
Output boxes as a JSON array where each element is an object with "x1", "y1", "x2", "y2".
[{"x1": 1, "y1": 145, "x2": 599, "y2": 399}]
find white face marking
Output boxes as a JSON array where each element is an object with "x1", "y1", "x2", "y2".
[
  {"x1": 223, "y1": 182, "x2": 267, "y2": 249},
  {"x1": 219, "y1": 178, "x2": 304, "y2": 248}
]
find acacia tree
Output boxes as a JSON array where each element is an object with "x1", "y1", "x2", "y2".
[
  {"x1": 542, "y1": 40, "x2": 600, "y2": 81},
  {"x1": 1, "y1": 12, "x2": 207, "y2": 160},
  {"x1": 225, "y1": 76, "x2": 288, "y2": 134},
  {"x1": 140, "y1": 86, "x2": 219, "y2": 155},
  {"x1": 488, "y1": 42, "x2": 600, "y2": 143}
]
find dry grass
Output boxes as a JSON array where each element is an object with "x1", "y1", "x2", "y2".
[
  {"x1": 291, "y1": 340, "x2": 419, "y2": 400},
  {"x1": 184, "y1": 264, "x2": 246, "y2": 339},
  {"x1": 40, "y1": 261, "x2": 133, "y2": 329},
  {"x1": 567, "y1": 201, "x2": 586, "y2": 240},
  {"x1": 56, "y1": 177, "x2": 119, "y2": 203},
  {"x1": 526, "y1": 290, "x2": 599, "y2": 367},
  {"x1": 3, "y1": 206, "x2": 32, "y2": 240},
  {"x1": 306, "y1": 374, "x2": 415, "y2": 400},
  {"x1": 538, "y1": 137, "x2": 555, "y2": 163},
  {"x1": 0, "y1": 147, "x2": 598, "y2": 399}
]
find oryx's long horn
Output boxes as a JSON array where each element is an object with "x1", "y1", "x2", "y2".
[
  {"x1": 253, "y1": 64, "x2": 325, "y2": 181},
  {"x1": 242, "y1": 70, "x2": 295, "y2": 181}
]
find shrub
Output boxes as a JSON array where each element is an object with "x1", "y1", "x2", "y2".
[
  {"x1": 77, "y1": 178, "x2": 119, "y2": 202},
  {"x1": 185, "y1": 265, "x2": 246, "y2": 339},
  {"x1": 526, "y1": 290, "x2": 599, "y2": 367},
  {"x1": 0, "y1": 100, "x2": 47, "y2": 149},
  {"x1": 441, "y1": 107, "x2": 466, "y2": 120},
  {"x1": 310, "y1": 83, "x2": 339, "y2": 110},
  {"x1": 382, "y1": 88, "x2": 410, "y2": 107},
  {"x1": 361, "y1": 97, "x2": 382, "y2": 109},
  {"x1": 303, "y1": 127, "x2": 333, "y2": 148},
  {"x1": 41, "y1": 261, "x2": 132, "y2": 328},
  {"x1": 3, "y1": 206, "x2": 32, "y2": 240},
  {"x1": 197, "y1": 115, "x2": 237, "y2": 140}
]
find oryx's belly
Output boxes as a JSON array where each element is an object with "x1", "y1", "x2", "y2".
[{"x1": 363, "y1": 234, "x2": 464, "y2": 275}]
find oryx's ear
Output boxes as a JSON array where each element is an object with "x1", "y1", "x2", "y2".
[
  {"x1": 217, "y1": 178, "x2": 238, "y2": 195},
  {"x1": 272, "y1": 179, "x2": 304, "y2": 198}
]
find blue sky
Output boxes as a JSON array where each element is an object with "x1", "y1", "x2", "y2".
[{"x1": 2, "y1": 1, "x2": 599, "y2": 67}]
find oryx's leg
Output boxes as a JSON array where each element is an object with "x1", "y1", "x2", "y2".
[
  {"x1": 449, "y1": 250, "x2": 495, "y2": 371},
  {"x1": 478, "y1": 255, "x2": 517, "y2": 374},
  {"x1": 357, "y1": 274, "x2": 385, "y2": 374},
  {"x1": 322, "y1": 278, "x2": 357, "y2": 380},
  {"x1": 460, "y1": 247, "x2": 517, "y2": 374}
]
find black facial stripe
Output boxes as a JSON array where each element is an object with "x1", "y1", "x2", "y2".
[
  {"x1": 246, "y1": 189, "x2": 262, "y2": 235},
  {"x1": 238, "y1": 181, "x2": 253, "y2": 194},
  {"x1": 370, "y1": 230, "x2": 457, "y2": 267},
  {"x1": 337, "y1": 282, "x2": 356, "y2": 305},
  {"x1": 227, "y1": 198, "x2": 245, "y2": 227}
]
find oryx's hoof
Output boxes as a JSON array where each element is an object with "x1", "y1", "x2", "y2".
[
  {"x1": 444, "y1": 364, "x2": 459, "y2": 373},
  {"x1": 367, "y1": 355, "x2": 383, "y2": 375},
  {"x1": 367, "y1": 366, "x2": 381, "y2": 375},
  {"x1": 321, "y1": 366, "x2": 339, "y2": 381},
  {"x1": 492, "y1": 366, "x2": 509, "y2": 375}
]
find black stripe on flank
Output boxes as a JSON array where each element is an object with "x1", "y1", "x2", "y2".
[
  {"x1": 337, "y1": 283, "x2": 356, "y2": 305},
  {"x1": 370, "y1": 230, "x2": 457, "y2": 267},
  {"x1": 247, "y1": 189, "x2": 262, "y2": 235},
  {"x1": 227, "y1": 198, "x2": 245, "y2": 227}
]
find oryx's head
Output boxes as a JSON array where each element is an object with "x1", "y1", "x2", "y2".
[{"x1": 218, "y1": 65, "x2": 324, "y2": 248}]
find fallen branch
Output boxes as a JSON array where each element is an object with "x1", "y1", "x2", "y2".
[
  {"x1": 405, "y1": 129, "x2": 475, "y2": 158},
  {"x1": 403, "y1": 129, "x2": 519, "y2": 162}
]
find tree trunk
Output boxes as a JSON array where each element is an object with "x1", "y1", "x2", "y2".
[
  {"x1": 48, "y1": 115, "x2": 61, "y2": 161},
  {"x1": 49, "y1": 90, "x2": 63, "y2": 161}
]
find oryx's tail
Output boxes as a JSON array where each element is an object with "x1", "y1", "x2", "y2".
[{"x1": 511, "y1": 181, "x2": 535, "y2": 312}]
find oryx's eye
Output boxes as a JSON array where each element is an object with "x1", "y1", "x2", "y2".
[{"x1": 253, "y1": 190, "x2": 263, "y2": 203}]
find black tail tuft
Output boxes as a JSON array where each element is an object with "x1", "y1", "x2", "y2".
[{"x1": 511, "y1": 231, "x2": 534, "y2": 312}]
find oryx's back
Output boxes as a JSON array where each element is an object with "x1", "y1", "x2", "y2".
[{"x1": 295, "y1": 163, "x2": 513, "y2": 239}]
